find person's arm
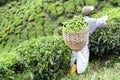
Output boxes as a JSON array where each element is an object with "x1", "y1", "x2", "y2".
[
  {"x1": 88, "y1": 18, "x2": 98, "y2": 35},
  {"x1": 96, "y1": 15, "x2": 108, "y2": 29},
  {"x1": 85, "y1": 16, "x2": 108, "y2": 35},
  {"x1": 85, "y1": 17, "x2": 98, "y2": 36},
  {"x1": 96, "y1": 20, "x2": 107, "y2": 29}
]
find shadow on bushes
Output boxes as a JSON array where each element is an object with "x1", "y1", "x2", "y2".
[{"x1": 0, "y1": 0, "x2": 16, "y2": 6}]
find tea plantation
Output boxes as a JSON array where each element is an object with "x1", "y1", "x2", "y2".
[{"x1": 0, "y1": 0, "x2": 120, "y2": 80}]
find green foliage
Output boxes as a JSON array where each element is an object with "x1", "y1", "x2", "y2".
[
  {"x1": 110, "y1": 0, "x2": 120, "y2": 6},
  {"x1": 57, "y1": 16, "x2": 68, "y2": 26},
  {"x1": 63, "y1": 15, "x2": 88, "y2": 32},
  {"x1": 27, "y1": 24, "x2": 36, "y2": 39},
  {"x1": 16, "y1": 36, "x2": 71, "y2": 80},
  {"x1": 43, "y1": 2, "x2": 49, "y2": 11},
  {"x1": 64, "y1": 0, "x2": 75, "y2": 17},
  {"x1": 1, "y1": 0, "x2": 119, "y2": 53},
  {"x1": 28, "y1": 14, "x2": 35, "y2": 22},
  {"x1": 14, "y1": 25, "x2": 22, "y2": 34},
  {"x1": 90, "y1": 8, "x2": 120, "y2": 54},
  {"x1": 66, "y1": 13, "x2": 73, "y2": 18},
  {"x1": 21, "y1": 28, "x2": 28, "y2": 41},
  {"x1": 0, "y1": 0, "x2": 120, "y2": 79},
  {"x1": 13, "y1": 17, "x2": 22, "y2": 26},
  {"x1": 61, "y1": 56, "x2": 120, "y2": 80},
  {"x1": 86, "y1": 0, "x2": 98, "y2": 7},
  {"x1": 4, "y1": 36, "x2": 13, "y2": 52},
  {"x1": 0, "y1": 52, "x2": 19, "y2": 79},
  {"x1": 47, "y1": 0, "x2": 54, "y2": 3},
  {"x1": 12, "y1": 36, "x2": 20, "y2": 48},
  {"x1": 47, "y1": 3, "x2": 58, "y2": 19},
  {"x1": 44, "y1": 18, "x2": 54, "y2": 35},
  {"x1": 56, "y1": 2, "x2": 64, "y2": 16},
  {"x1": 36, "y1": 22, "x2": 43, "y2": 36},
  {"x1": 40, "y1": 12, "x2": 45, "y2": 18},
  {"x1": 76, "y1": 6, "x2": 82, "y2": 14},
  {"x1": 102, "y1": 3, "x2": 113, "y2": 10},
  {"x1": 93, "y1": 8, "x2": 120, "y2": 21},
  {"x1": 0, "y1": 0, "x2": 46, "y2": 52},
  {"x1": 97, "y1": 1, "x2": 113, "y2": 10},
  {"x1": 74, "y1": 0, "x2": 83, "y2": 6},
  {"x1": 39, "y1": 17, "x2": 45, "y2": 25},
  {"x1": 0, "y1": 52, "x2": 19, "y2": 69},
  {"x1": 97, "y1": 1, "x2": 106, "y2": 10},
  {"x1": 35, "y1": 14, "x2": 41, "y2": 21},
  {"x1": 13, "y1": 70, "x2": 34, "y2": 80}
]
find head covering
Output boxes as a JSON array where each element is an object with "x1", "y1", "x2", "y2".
[{"x1": 82, "y1": 6, "x2": 94, "y2": 15}]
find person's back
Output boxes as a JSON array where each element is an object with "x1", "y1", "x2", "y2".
[{"x1": 70, "y1": 6, "x2": 108, "y2": 74}]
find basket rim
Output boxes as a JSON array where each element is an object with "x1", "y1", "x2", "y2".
[{"x1": 63, "y1": 28, "x2": 89, "y2": 34}]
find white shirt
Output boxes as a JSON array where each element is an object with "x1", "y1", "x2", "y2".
[{"x1": 71, "y1": 15, "x2": 108, "y2": 74}]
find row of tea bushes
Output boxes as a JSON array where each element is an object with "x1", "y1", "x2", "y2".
[
  {"x1": 90, "y1": 8, "x2": 120, "y2": 55},
  {"x1": 0, "y1": 0, "x2": 54, "y2": 52},
  {"x1": 0, "y1": 51, "x2": 20, "y2": 79},
  {"x1": 0, "y1": 36, "x2": 72, "y2": 80},
  {"x1": 0, "y1": 0, "x2": 119, "y2": 52}
]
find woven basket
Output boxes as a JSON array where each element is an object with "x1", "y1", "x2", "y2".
[{"x1": 63, "y1": 29, "x2": 89, "y2": 51}]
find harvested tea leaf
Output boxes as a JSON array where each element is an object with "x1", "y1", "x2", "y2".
[{"x1": 63, "y1": 15, "x2": 88, "y2": 32}]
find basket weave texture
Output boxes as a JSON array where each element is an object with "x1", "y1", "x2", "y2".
[{"x1": 63, "y1": 29, "x2": 89, "y2": 51}]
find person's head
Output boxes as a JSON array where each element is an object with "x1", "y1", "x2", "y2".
[{"x1": 82, "y1": 6, "x2": 94, "y2": 16}]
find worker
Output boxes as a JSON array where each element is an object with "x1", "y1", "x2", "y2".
[{"x1": 70, "y1": 6, "x2": 108, "y2": 74}]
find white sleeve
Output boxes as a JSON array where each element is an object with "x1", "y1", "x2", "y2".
[
  {"x1": 96, "y1": 19, "x2": 107, "y2": 29},
  {"x1": 87, "y1": 18, "x2": 98, "y2": 35},
  {"x1": 85, "y1": 16, "x2": 108, "y2": 35},
  {"x1": 96, "y1": 15, "x2": 108, "y2": 29}
]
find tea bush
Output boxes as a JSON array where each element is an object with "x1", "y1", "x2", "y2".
[
  {"x1": 43, "y1": 1, "x2": 49, "y2": 11},
  {"x1": 0, "y1": 36, "x2": 72, "y2": 80},
  {"x1": 47, "y1": 3, "x2": 58, "y2": 19},
  {"x1": 64, "y1": 0, "x2": 75, "y2": 18},
  {"x1": 15, "y1": 36, "x2": 72, "y2": 80},
  {"x1": 0, "y1": 0, "x2": 49, "y2": 52},
  {"x1": 56, "y1": 2, "x2": 64, "y2": 16},
  {"x1": 27, "y1": 24, "x2": 36, "y2": 39},
  {"x1": 44, "y1": 18, "x2": 54, "y2": 36},
  {"x1": 86, "y1": 0, "x2": 98, "y2": 7},
  {"x1": 89, "y1": 8, "x2": 120, "y2": 55},
  {"x1": 0, "y1": 52, "x2": 19, "y2": 79},
  {"x1": 21, "y1": 29, "x2": 28, "y2": 41},
  {"x1": 57, "y1": 16, "x2": 68, "y2": 26},
  {"x1": 36, "y1": 22, "x2": 43, "y2": 36},
  {"x1": 110, "y1": 0, "x2": 120, "y2": 6},
  {"x1": 76, "y1": 6, "x2": 82, "y2": 14},
  {"x1": 74, "y1": 0, "x2": 83, "y2": 6}
]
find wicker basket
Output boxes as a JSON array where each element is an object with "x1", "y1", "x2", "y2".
[{"x1": 63, "y1": 29, "x2": 89, "y2": 51}]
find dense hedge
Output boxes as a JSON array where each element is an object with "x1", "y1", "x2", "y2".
[
  {"x1": 0, "y1": 36, "x2": 71, "y2": 80},
  {"x1": 0, "y1": 0, "x2": 44, "y2": 52},
  {"x1": 0, "y1": 52, "x2": 19, "y2": 79},
  {"x1": 90, "y1": 8, "x2": 120, "y2": 55}
]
